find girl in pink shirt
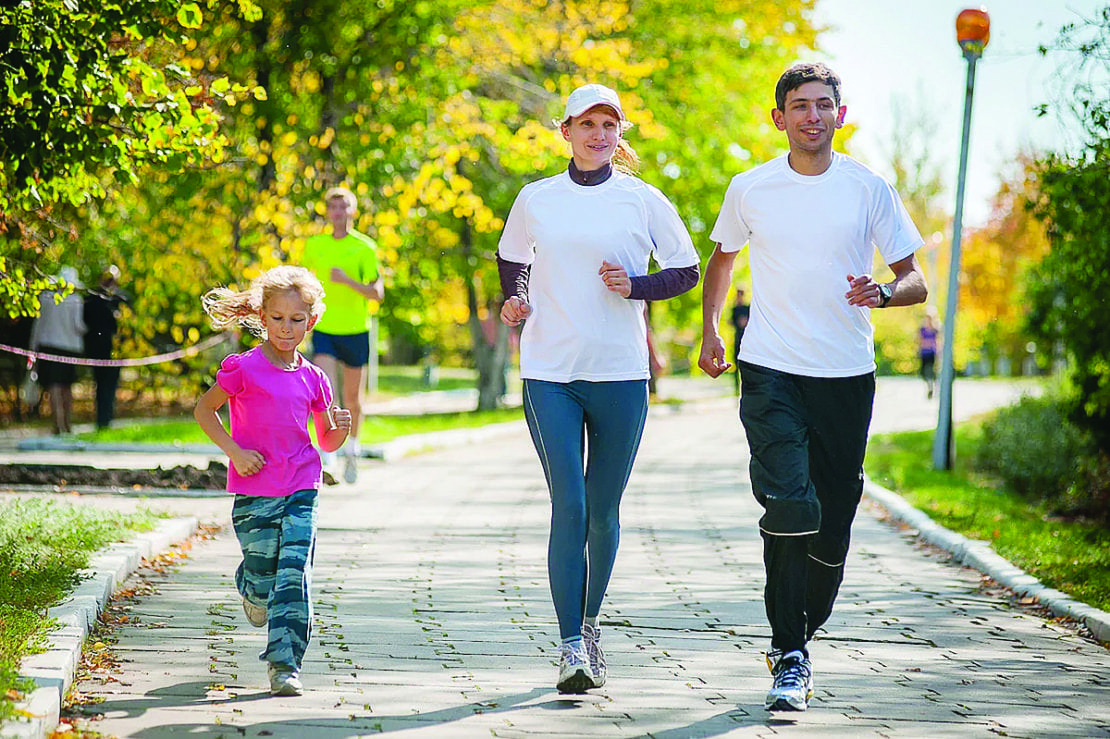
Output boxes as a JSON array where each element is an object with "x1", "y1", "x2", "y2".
[{"x1": 194, "y1": 265, "x2": 351, "y2": 697}]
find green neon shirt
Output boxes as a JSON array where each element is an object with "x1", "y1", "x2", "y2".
[{"x1": 301, "y1": 230, "x2": 380, "y2": 335}]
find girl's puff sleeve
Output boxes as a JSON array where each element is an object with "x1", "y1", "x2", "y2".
[
  {"x1": 312, "y1": 366, "x2": 334, "y2": 413},
  {"x1": 215, "y1": 353, "x2": 244, "y2": 397}
]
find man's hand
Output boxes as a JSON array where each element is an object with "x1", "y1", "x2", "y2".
[
  {"x1": 500, "y1": 296, "x2": 532, "y2": 327},
  {"x1": 845, "y1": 273, "x2": 884, "y2": 308},
  {"x1": 698, "y1": 334, "x2": 732, "y2": 378}
]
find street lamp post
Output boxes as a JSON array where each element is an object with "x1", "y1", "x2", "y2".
[{"x1": 933, "y1": 7, "x2": 990, "y2": 471}]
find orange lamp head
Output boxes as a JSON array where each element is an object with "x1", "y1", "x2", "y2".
[{"x1": 956, "y1": 8, "x2": 990, "y2": 55}]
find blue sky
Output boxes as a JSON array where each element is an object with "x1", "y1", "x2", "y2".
[{"x1": 813, "y1": 0, "x2": 1102, "y2": 227}]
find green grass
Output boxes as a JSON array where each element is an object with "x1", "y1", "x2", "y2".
[
  {"x1": 865, "y1": 425, "x2": 1110, "y2": 614},
  {"x1": 0, "y1": 499, "x2": 160, "y2": 720}
]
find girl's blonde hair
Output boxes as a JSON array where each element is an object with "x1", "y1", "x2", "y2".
[
  {"x1": 559, "y1": 108, "x2": 641, "y2": 175},
  {"x1": 202, "y1": 265, "x2": 326, "y2": 337}
]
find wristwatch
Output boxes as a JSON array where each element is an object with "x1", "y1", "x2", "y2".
[{"x1": 876, "y1": 283, "x2": 893, "y2": 308}]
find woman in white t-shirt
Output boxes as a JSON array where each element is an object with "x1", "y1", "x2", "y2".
[{"x1": 497, "y1": 83, "x2": 700, "y2": 694}]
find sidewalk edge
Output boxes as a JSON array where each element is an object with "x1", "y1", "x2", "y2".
[
  {"x1": 864, "y1": 480, "x2": 1110, "y2": 644},
  {"x1": 1, "y1": 516, "x2": 199, "y2": 739}
]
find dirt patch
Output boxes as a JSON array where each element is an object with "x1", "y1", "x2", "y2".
[{"x1": 0, "y1": 462, "x2": 228, "y2": 490}]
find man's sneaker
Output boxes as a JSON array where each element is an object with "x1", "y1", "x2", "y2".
[
  {"x1": 582, "y1": 622, "x2": 607, "y2": 688},
  {"x1": 343, "y1": 454, "x2": 358, "y2": 484},
  {"x1": 765, "y1": 646, "x2": 783, "y2": 673},
  {"x1": 556, "y1": 640, "x2": 593, "y2": 694},
  {"x1": 765, "y1": 650, "x2": 813, "y2": 712},
  {"x1": 267, "y1": 664, "x2": 303, "y2": 696},
  {"x1": 242, "y1": 596, "x2": 267, "y2": 627}
]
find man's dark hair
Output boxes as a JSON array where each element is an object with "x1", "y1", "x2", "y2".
[{"x1": 775, "y1": 63, "x2": 841, "y2": 111}]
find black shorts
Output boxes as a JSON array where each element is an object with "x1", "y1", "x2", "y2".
[
  {"x1": 36, "y1": 347, "x2": 80, "y2": 386},
  {"x1": 312, "y1": 330, "x2": 370, "y2": 368}
]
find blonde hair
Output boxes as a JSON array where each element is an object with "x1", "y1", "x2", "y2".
[
  {"x1": 202, "y1": 265, "x2": 326, "y2": 337},
  {"x1": 325, "y1": 186, "x2": 357, "y2": 212},
  {"x1": 559, "y1": 108, "x2": 641, "y2": 175}
]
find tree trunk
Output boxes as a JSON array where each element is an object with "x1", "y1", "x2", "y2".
[{"x1": 460, "y1": 216, "x2": 509, "y2": 411}]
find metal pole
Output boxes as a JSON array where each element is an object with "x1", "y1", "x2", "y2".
[{"x1": 932, "y1": 49, "x2": 979, "y2": 470}]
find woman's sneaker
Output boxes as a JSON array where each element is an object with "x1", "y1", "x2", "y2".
[
  {"x1": 582, "y1": 622, "x2": 607, "y2": 688},
  {"x1": 267, "y1": 664, "x2": 303, "y2": 696},
  {"x1": 242, "y1": 596, "x2": 267, "y2": 627},
  {"x1": 765, "y1": 650, "x2": 813, "y2": 712},
  {"x1": 556, "y1": 640, "x2": 593, "y2": 694}
]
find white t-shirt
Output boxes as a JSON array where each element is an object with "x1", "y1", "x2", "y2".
[
  {"x1": 499, "y1": 170, "x2": 699, "y2": 383},
  {"x1": 711, "y1": 152, "x2": 923, "y2": 378}
]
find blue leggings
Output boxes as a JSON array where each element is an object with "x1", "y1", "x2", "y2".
[
  {"x1": 232, "y1": 489, "x2": 319, "y2": 671},
  {"x1": 523, "y1": 379, "x2": 649, "y2": 640}
]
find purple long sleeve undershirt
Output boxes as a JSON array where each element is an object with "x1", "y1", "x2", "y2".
[{"x1": 497, "y1": 256, "x2": 699, "y2": 302}]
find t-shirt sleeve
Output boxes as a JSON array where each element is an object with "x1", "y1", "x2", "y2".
[
  {"x1": 360, "y1": 241, "x2": 381, "y2": 283},
  {"x1": 215, "y1": 353, "x2": 245, "y2": 397},
  {"x1": 644, "y1": 184, "x2": 699, "y2": 269},
  {"x1": 312, "y1": 367, "x2": 334, "y2": 413},
  {"x1": 709, "y1": 176, "x2": 752, "y2": 254},
  {"x1": 497, "y1": 187, "x2": 536, "y2": 265},
  {"x1": 868, "y1": 179, "x2": 924, "y2": 264}
]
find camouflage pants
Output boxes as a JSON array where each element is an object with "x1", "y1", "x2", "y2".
[{"x1": 231, "y1": 488, "x2": 318, "y2": 671}]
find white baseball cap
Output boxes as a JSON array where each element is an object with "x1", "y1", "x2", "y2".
[{"x1": 562, "y1": 84, "x2": 625, "y2": 121}]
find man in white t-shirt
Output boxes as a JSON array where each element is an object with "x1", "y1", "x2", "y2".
[{"x1": 698, "y1": 62, "x2": 928, "y2": 713}]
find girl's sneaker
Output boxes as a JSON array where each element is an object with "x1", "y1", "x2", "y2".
[
  {"x1": 556, "y1": 641, "x2": 592, "y2": 694},
  {"x1": 267, "y1": 664, "x2": 303, "y2": 696},
  {"x1": 242, "y1": 596, "x2": 267, "y2": 627},
  {"x1": 582, "y1": 622, "x2": 607, "y2": 687}
]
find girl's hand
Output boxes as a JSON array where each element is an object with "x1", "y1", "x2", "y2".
[
  {"x1": 599, "y1": 260, "x2": 631, "y2": 298},
  {"x1": 330, "y1": 406, "x2": 352, "y2": 431},
  {"x1": 500, "y1": 296, "x2": 532, "y2": 326},
  {"x1": 230, "y1": 448, "x2": 265, "y2": 476}
]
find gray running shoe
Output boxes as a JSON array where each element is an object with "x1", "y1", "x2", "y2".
[
  {"x1": 582, "y1": 622, "x2": 607, "y2": 687},
  {"x1": 765, "y1": 650, "x2": 813, "y2": 712},
  {"x1": 267, "y1": 664, "x2": 303, "y2": 696},
  {"x1": 556, "y1": 641, "x2": 592, "y2": 694}
]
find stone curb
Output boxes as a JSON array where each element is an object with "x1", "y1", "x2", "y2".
[
  {"x1": 1, "y1": 516, "x2": 199, "y2": 739},
  {"x1": 864, "y1": 479, "x2": 1110, "y2": 644}
]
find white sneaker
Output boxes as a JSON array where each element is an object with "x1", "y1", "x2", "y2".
[
  {"x1": 343, "y1": 454, "x2": 358, "y2": 484},
  {"x1": 582, "y1": 622, "x2": 606, "y2": 687},
  {"x1": 556, "y1": 640, "x2": 593, "y2": 694},
  {"x1": 267, "y1": 663, "x2": 303, "y2": 696},
  {"x1": 765, "y1": 650, "x2": 813, "y2": 712},
  {"x1": 241, "y1": 595, "x2": 267, "y2": 627}
]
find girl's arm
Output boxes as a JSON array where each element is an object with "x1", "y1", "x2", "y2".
[
  {"x1": 314, "y1": 405, "x2": 351, "y2": 453},
  {"x1": 194, "y1": 385, "x2": 265, "y2": 476}
]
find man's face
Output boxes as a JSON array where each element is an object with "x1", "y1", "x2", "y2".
[
  {"x1": 771, "y1": 81, "x2": 846, "y2": 155},
  {"x1": 326, "y1": 197, "x2": 353, "y2": 229}
]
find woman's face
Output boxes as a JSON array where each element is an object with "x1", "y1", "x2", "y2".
[{"x1": 562, "y1": 105, "x2": 622, "y2": 171}]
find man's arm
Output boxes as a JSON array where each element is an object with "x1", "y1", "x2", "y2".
[
  {"x1": 330, "y1": 268, "x2": 384, "y2": 302},
  {"x1": 697, "y1": 245, "x2": 739, "y2": 378},
  {"x1": 846, "y1": 253, "x2": 928, "y2": 309}
]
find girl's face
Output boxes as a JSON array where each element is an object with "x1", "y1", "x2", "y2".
[
  {"x1": 562, "y1": 105, "x2": 622, "y2": 171},
  {"x1": 261, "y1": 289, "x2": 316, "y2": 356}
]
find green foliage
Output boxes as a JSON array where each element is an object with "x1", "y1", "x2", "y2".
[
  {"x1": 0, "y1": 0, "x2": 261, "y2": 318},
  {"x1": 866, "y1": 425, "x2": 1110, "y2": 613},
  {"x1": 974, "y1": 393, "x2": 1093, "y2": 502},
  {"x1": 0, "y1": 498, "x2": 158, "y2": 720},
  {"x1": 1027, "y1": 6, "x2": 1110, "y2": 449}
]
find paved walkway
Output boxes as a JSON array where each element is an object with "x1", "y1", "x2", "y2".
[{"x1": 27, "y1": 378, "x2": 1110, "y2": 737}]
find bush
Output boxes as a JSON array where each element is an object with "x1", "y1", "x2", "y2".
[{"x1": 974, "y1": 394, "x2": 1093, "y2": 502}]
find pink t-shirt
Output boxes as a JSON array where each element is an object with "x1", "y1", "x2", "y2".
[{"x1": 216, "y1": 346, "x2": 333, "y2": 497}]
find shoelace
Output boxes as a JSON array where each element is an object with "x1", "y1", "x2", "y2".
[
  {"x1": 560, "y1": 643, "x2": 588, "y2": 667},
  {"x1": 583, "y1": 626, "x2": 605, "y2": 670},
  {"x1": 774, "y1": 658, "x2": 811, "y2": 688}
]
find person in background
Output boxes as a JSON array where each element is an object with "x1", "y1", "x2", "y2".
[
  {"x1": 919, "y1": 310, "x2": 939, "y2": 399},
  {"x1": 729, "y1": 286, "x2": 750, "y2": 395},
  {"x1": 300, "y1": 186, "x2": 384, "y2": 485},
  {"x1": 498, "y1": 83, "x2": 700, "y2": 694},
  {"x1": 84, "y1": 265, "x2": 130, "y2": 429},
  {"x1": 30, "y1": 266, "x2": 86, "y2": 434}
]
